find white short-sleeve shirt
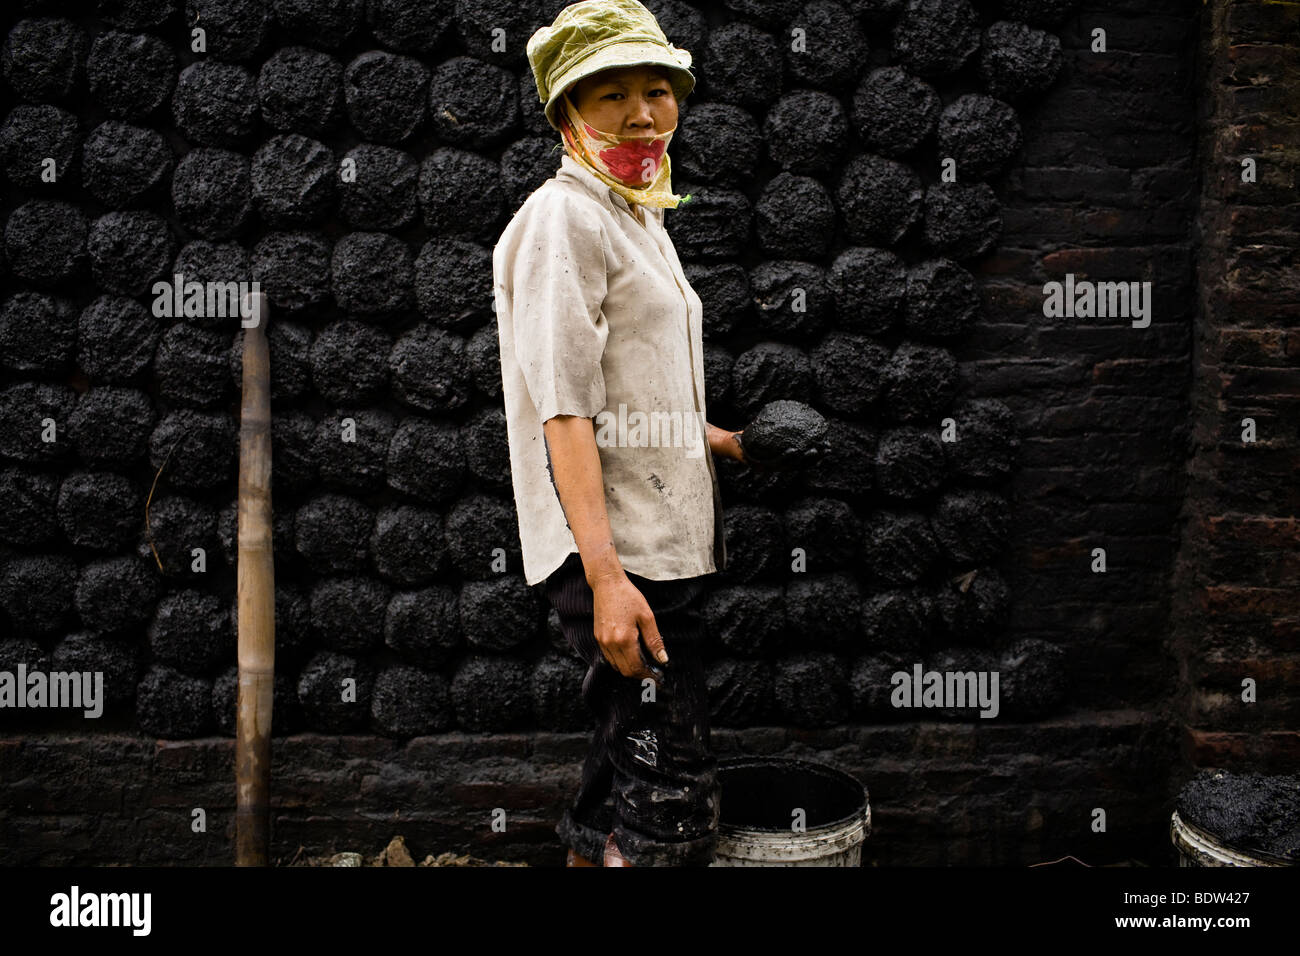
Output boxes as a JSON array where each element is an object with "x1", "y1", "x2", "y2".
[{"x1": 493, "y1": 152, "x2": 727, "y2": 586}]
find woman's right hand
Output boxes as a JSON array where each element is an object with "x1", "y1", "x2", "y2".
[{"x1": 590, "y1": 571, "x2": 668, "y2": 681}]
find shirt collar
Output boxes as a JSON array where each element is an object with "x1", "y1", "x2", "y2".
[{"x1": 556, "y1": 152, "x2": 632, "y2": 215}]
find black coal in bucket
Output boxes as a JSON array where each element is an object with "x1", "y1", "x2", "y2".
[{"x1": 711, "y1": 756, "x2": 870, "y2": 866}]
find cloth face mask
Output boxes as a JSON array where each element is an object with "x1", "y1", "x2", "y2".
[{"x1": 557, "y1": 93, "x2": 690, "y2": 210}]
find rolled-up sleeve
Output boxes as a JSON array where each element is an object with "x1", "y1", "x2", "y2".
[{"x1": 502, "y1": 190, "x2": 609, "y2": 424}]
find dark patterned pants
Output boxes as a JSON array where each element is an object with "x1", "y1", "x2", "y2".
[{"x1": 545, "y1": 550, "x2": 720, "y2": 867}]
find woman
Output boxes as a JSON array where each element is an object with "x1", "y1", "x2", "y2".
[{"x1": 494, "y1": 0, "x2": 776, "y2": 867}]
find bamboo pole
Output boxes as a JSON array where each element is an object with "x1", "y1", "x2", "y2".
[{"x1": 235, "y1": 290, "x2": 275, "y2": 866}]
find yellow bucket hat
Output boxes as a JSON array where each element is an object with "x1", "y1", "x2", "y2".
[{"x1": 527, "y1": 0, "x2": 696, "y2": 132}]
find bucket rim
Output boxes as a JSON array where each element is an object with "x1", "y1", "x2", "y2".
[
  {"x1": 1170, "y1": 810, "x2": 1294, "y2": 867},
  {"x1": 716, "y1": 755, "x2": 869, "y2": 834}
]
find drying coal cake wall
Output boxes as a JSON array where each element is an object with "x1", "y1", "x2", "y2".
[{"x1": 0, "y1": 0, "x2": 1080, "y2": 741}]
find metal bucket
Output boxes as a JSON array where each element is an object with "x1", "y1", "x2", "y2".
[
  {"x1": 711, "y1": 756, "x2": 870, "y2": 867},
  {"x1": 1169, "y1": 810, "x2": 1291, "y2": 867}
]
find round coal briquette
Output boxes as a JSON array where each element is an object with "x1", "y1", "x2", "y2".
[
  {"x1": 707, "y1": 658, "x2": 773, "y2": 727},
  {"x1": 891, "y1": 0, "x2": 980, "y2": 79},
  {"x1": 343, "y1": 50, "x2": 428, "y2": 143},
  {"x1": 331, "y1": 231, "x2": 413, "y2": 315},
  {"x1": 739, "y1": 398, "x2": 829, "y2": 463},
  {"x1": 921, "y1": 181, "x2": 1002, "y2": 260},
  {"x1": 227, "y1": 581, "x2": 313, "y2": 665},
  {"x1": 850, "y1": 653, "x2": 910, "y2": 718},
  {"x1": 662, "y1": 183, "x2": 751, "y2": 260},
  {"x1": 0, "y1": 382, "x2": 77, "y2": 465},
  {"x1": 310, "y1": 320, "x2": 394, "y2": 405},
  {"x1": 827, "y1": 246, "x2": 906, "y2": 335},
  {"x1": 74, "y1": 553, "x2": 161, "y2": 636},
  {"x1": 675, "y1": 103, "x2": 761, "y2": 184},
  {"x1": 418, "y1": 147, "x2": 503, "y2": 242},
  {"x1": 461, "y1": 406, "x2": 511, "y2": 493},
  {"x1": 385, "y1": 584, "x2": 463, "y2": 667},
  {"x1": 87, "y1": 30, "x2": 176, "y2": 120},
  {"x1": 722, "y1": 0, "x2": 803, "y2": 26},
  {"x1": 371, "y1": 664, "x2": 454, "y2": 737},
  {"x1": 0, "y1": 466, "x2": 60, "y2": 547},
  {"x1": 171, "y1": 61, "x2": 258, "y2": 146},
  {"x1": 517, "y1": 70, "x2": 551, "y2": 136},
  {"x1": 229, "y1": 321, "x2": 314, "y2": 402},
  {"x1": 2, "y1": 17, "x2": 86, "y2": 103},
  {"x1": 860, "y1": 508, "x2": 938, "y2": 585},
  {"x1": 170, "y1": 148, "x2": 252, "y2": 240},
  {"x1": 686, "y1": 262, "x2": 752, "y2": 340},
  {"x1": 836, "y1": 153, "x2": 922, "y2": 246},
  {"x1": 55, "y1": 470, "x2": 141, "y2": 552},
  {"x1": 0, "y1": 554, "x2": 77, "y2": 636},
  {"x1": 851, "y1": 66, "x2": 940, "y2": 157},
  {"x1": 427, "y1": 55, "x2": 519, "y2": 149},
  {"x1": 716, "y1": 453, "x2": 803, "y2": 507},
  {"x1": 700, "y1": 22, "x2": 782, "y2": 109},
  {"x1": 148, "y1": 408, "x2": 238, "y2": 491},
  {"x1": 53, "y1": 632, "x2": 140, "y2": 708},
  {"x1": 774, "y1": 651, "x2": 849, "y2": 727},
  {"x1": 272, "y1": 0, "x2": 363, "y2": 49},
  {"x1": 716, "y1": 505, "x2": 786, "y2": 585},
  {"x1": 811, "y1": 332, "x2": 891, "y2": 417},
  {"x1": 783, "y1": 498, "x2": 861, "y2": 570},
  {"x1": 137, "y1": 492, "x2": 219, "y2": 577},
  {"x1": 339, "y1": 144, "x2": 417, "y2": 229},
  {"x1": 978, "y1": 21, "x2": 1063, "y2": 103},
  {"x1": 754, "y1": 173, "x2": 836, "y2": 260},
  {"x1": 101, "y1": 0, "x2": 176, "y2": 30},
  {"x1": 499, "y1": 135, "x2": 563, "y2": 208},
  {"x1": 154, "y1": 323, "x2": 233, "y2": 408},
  {"x1": 903, "y1": 257, "x2": 979, "y2": 339},
  {"x1": 749, "y1": 260, "x2": 832, "y2": 339},
  {"x1": 932, "y1": 567, "x2": 1009, "y2": 644},
  {"x1": 251, "y1": 133, "x2": 336, "y2": 227},
  {"x1": 389, "y1": 323, "x2": 472, "y2": 413},
  {"x1": 315, "y1": 407, "x2": 395, "y2": 494},
  {"x1": 466, "y1": 322, "x2": 503, "y2": 399},
  {"x1": 763, "y1": 91, "x2": 849, "y2": 175},
  {"x1": 880, "y1": 341, "x2": 958, "y2": 423},
  {"x1": 183, "y1": 0, "x2": 270, "y2": 62},
  {"x1": 936, "y1": 93, "x2": 1022, "y2": 182},
  {"x1": 294, "y1": 493, "x2": 374, "y2": 574},
  {"x1": 0, "y1": 104, "x2": 79, "y2": 190},
  {"x1": 703, "y1": 342, "x2": 734, "y2": 409},
  {"x1": 532, "y1": 653, "x2": 587, "y2": 731},
  {"x1": 931, "y1": 488, "x2": 1009, "y2": 564},
  {"x1": 310, "y1": 574, "x2": 391, "y2": 654},
  {"x1": 371, "y1": 503, "x2": 446, "y2": 585},
  {"x1": 251, "y1": 231, "x2": 332, "y2": 312},
  {"x1": 257, "y1": 46, "x2": 343, "y2": 135},
  {"x1": 1, "y1": 292, "x2": 76, "y2": 374},
  {"x1": 453, "y1": 0, "x2": 537, "y2": 66},
  {"x1": 86, "y1": 210, "x2": 176, "y2": 295},
  {"x1": 445, "y1": 494, "x2": 522, "y2": 580},
  {"x1": 460, "y1": 574, "x2": 541, "y2": 651},
  {"x1": 784, "y1": 0, "x2": 868, "y2": 90},
  {"x1": 451, "y1": 655, "x2": 533, "y2": 731},
  {"x1": 387, "y1": 416, "x2": 466, "y2": 505},
  {"x1": 874, "y1": 425, "x2": 946, "y2": 500},
  {"x1": 76, "y1": 295, "x2": 159, "y2": 382},
  {"x1": 416, "y1": 238, "x2": 491, "y2": 330},
  {"x1": 707, "y1": 580, "x2": 785, "y2": 660},
  {"x1": 136, "y1": 664, "x2": 213, "y2": 737},
  {"x1": 943, "y1": 397, "x2": 1019, "y2": 482},
  {"x1": 784, "y1": 570, "x2": 862, "y2": 652},
  {"x1": 800, "y1": 417, "x2": 876, "y2": 501},
  {"x1": 730, "y1": 344, "x2": 814, "y2": 416},
  {"x1": 860, "y1": 588, "x2": 936, "y2": 655},
  {"x1": 5, "y1": 199, "x2": 88, "y2": 287},
  {"x1": 265, "y1": 410, "x2": 318, "y2": 495},
  {"x1": 645, "y1": 0, "x2": 706, "y2": 52},
  {"x1": 149, "y1": 588, "x2": 232, "y2": 675},
  {"x1": 296, "y1": 650, "x2": 374, "y2": 732},
  {"x1": 67, "y1": 387, "x2": 156, "y2": 467},
  {"x1": 211, "y1": 665, "x2": 302, "y2": 735},
  {"x1": 367, "y1": 0, "x2": 455, "y2": 53}
]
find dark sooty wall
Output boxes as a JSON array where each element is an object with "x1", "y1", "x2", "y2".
[{"x1": 1, "y1": 0, "x2": 1274, "y2": 866}]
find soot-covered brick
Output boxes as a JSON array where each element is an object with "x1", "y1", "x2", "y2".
[
  {"x1": 860, "y1": 509, "x2": 938, "y2": 585},
  {"x1": 139, "y1": 493, "x2": 218, "y2": 578},
  {"x1": 87, "y1": 210, "x2": 176, "y2": 295},
  {"x1": 707, "y1": 658, "x2": 773, "y2": 727},
  {"x1": 389, "y1": 324, "x2": 472, "y2": 414},
  {"x1": 252, "y1": 231, "x2": 332, "y2": 312},
  {"x1": 387, "y1": 416, "x2": 466, "y2": 505},
  {"x1": 998, "y1": 0, "x2": 1077, "y2": 29},
  {"x1": 68, "y1": 387, "x2": 156, "y2": 466},
  {"x1": 0, "y1": 383, "x2": 77, "y2": 464},
  {"x1": 371, "y1": 664, "x2": 454, "y2": 737},
  {"x1": 371, "y1": 504, "x2": 446, "y2": 585},
  {"x1": 294, "y1": 493, "x2": 373, "y2": 574},
  {"x1": 415, "y1": 239, "x2": 492, "y2": 330},
  {"x1": 310, "y1": 320, "x2": 394, "y2": 404},
  {"x1": 775, "y1": 652, "x2": 849, "y2": 727},
  {"x1": 874, "y1": 425, "x2": 946, "y2": 500},
  {"x1": 2, "y1": 17, "x2": 86, "y2": 103},
  {"x1": 664, "y1": 184, "x2": 751, "y2": 260},
  {"x1": 258, "y1": 46, "x2": 343, "y2": 135},
  {"x1": 271, "y1": 0, "x2": 363, "y2": 49},
  {"x1": 1, "y1": 292, "x2": 76, "y2": 374},
  {"x1": 933, "y1": 567, "x2": 1010, "y2": 643},
  {"x1": 172, "y1": 61, "x2": 257, "y2": 146},
  {"x1": 252, "y1": 134, "x2": 336, "y2": 227},
  {"x1": 829, "y1": 247, "x2": 906, "y2": 334},
  {"x1": 149, "y1": 409, "x2": 238, "y2": 491},
  {"x1": 427, "y1": 56, "x2": 519, "y2": 149},
  {"x1": 676, "y1": 103, "x2": 761, "y2": 184},
  {"x1": 171, "y1": 148, "x2": 251, "y2": 239},
  {"x1": 149, "y1": 588, "x2": 232, "y2": 676},
  {"x1": 343, "y1": 50, "x2": 428, "y2": 143},
  {"x1": 136, "y1": 665, "x2": 213, "y2": 738},
  {"x1": 881, "y1": 341, "x2": 958, "y2": 423},
  {"x1": 891, "y1": 0, "x2": 980, "y2": 79},
  {"x1": 922, "y1": 182, "x2": 1002, "y2": 260},
  {"x1": 76, "y1": 296, "x2": 158, "y2": 382},
  {"x1": 754, "y1": 174, "x2": 836, "y2": 259},
  {"x1": 297, "y1": 650, "x2": 374, "y2": 732},
  {"x1": 704, "y1": 584, "x2": 787, "y2": 657},
  {"x1": 931, "y1": 489, "x2": 1009, "y2": 564},
  {"x1": 979, "y1": 21, "x2": 1063, "y2": 103},
  {"x1": 87, "y1": 32, "x2": 175, "y2": 119},
  {"x1": 155, "y1": 324, "x2": 233, "y2": 408},
  {"x1": 532, "y1": 653, "x2": 587, "y2": 732},
  {"x1": 451, "y1": 655, "x2": 533, "y2": 731},
  {"x1": 367, "y1": 0, "x2": 455, "y2": 53},
  {"x1": 0, "y1": 105, "x2": 79, "y2": 190},
  {"x1": 74, "y1": 554, "x2": 161, "y2": 636},
  {"x1": 310, "y1": 575, "x2": 391, "y2": 654},
  {"x1": 332, "y1": 231, "x2": 413, "y2": 315},
  {"x1": 183, "y1": 0, "x2": 269, "y2": 62},
  {"x1": 386, "y1": 584, "x2": 463, "y2": 667},
  {"x1": 785, "y1": 571, "x2": 862, "y2": 653},
  {"x1": 837, "y1": 154, "x2": 922, "y2": 246},
  {"x1": 55, "y1": 471, "x2": 141, "y2": 552},
  {"x1": 318, "y1": 405, "x2": 398, "y2": 495},
  {"x1": 812, "y1": 332, "x2": 890, "y2": 416},
  {"x1": 445, "y1": 494, "x2": 521, "y2": 579},
  {"x1": 904, "y1": 257, "x2": 979, "y2": 339},
  {"x1": 339, "y1": 145, "x2": 417, "y2": 229},
  {"x1": 5, "y1": 200, "x2": 87, "y2": 287},
  {"x1": 0, "y1": 555, "x2": 78, "y2": 636},
  {"x1": 763, "y1": 92, "x2": 848, "y2": 176},
  {"x1": 460, "y1": 575, "x2": 539, "y2": 651},
  {"x1": 852, "y1": 66, "x2": 940, "y2": 157},
  {"x1": 749, "y1": 261, "x2": 831, "y2": 339},
  {"x1": 701, "y1": 22, "x2": 782, "y2": 109},
  {"x1": 936, "y1": 94, "x2": 1022, "y2": 182},
  {"x1": 418, "y1": 147, "x2": 503, "y2": 242}
]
